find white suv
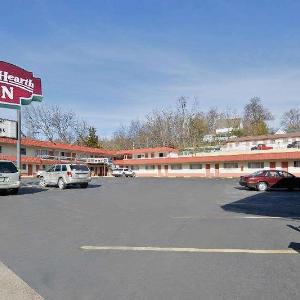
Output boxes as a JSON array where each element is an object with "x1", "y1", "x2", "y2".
[
  {"x1": 0, "y1": 161, "x2": 21, "y2": 194},
  {"x1": 39, "y1": 164, "x2": 91, "y2": 189},
  {"x1": 112, "y1": 168, "x2": 136, "y2": 177}
]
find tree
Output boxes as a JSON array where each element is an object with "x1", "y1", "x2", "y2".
[
  {"x1": 23, "y1": 103, "x2": 91, "y2": 144},
  {"x1": 243, "y1": 97, "x2": 273, "y2": 136},
  {"x1": 84, "y1": 127, "x2": 99, "y2": 148},
  {"x1": 281, "y1": 108, "x2": 300, "y2": 131},
  {"x1": 206, "y1": 107, "x2": 220, "y2": 134}
]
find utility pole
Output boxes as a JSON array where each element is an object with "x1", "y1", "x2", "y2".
[{"x1": 16, "y1": 108, "x2": 21, "y2": 171}]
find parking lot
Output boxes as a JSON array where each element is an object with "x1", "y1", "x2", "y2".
[{"x1": 0, "y1": 177, "x2": 300, "y2": 300}]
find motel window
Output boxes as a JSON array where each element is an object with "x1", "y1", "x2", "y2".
[
  {"x1": 159, "y1": 153, "x2": 164, "y2": 157},
  {"x1": 189, "y1": 164, "x2": 202, "y2": 169},
  {"x1": 22, "y1": 164, "x2": 26, "y2": 170},
  {"x1": 145, "y1": 165, "x2": 155, "y2": 170},
  {"x1": 61, "y1": 152, "x2": 65, "y2": 157},
  {"x1": 137, "y1": 154, "x2": 142, "y2": 159},
  {"x1": 171, "y1": 164, "x2": 182, "y2": 170},
  {"x1": 248, "y1": 162, "x2": 264, "y2": 169},
  {"x1": 36, "y1": 149, "x2": 48, "y2": 157},
  {"x1": 151, "y1": 152, "x2": 155, "y2": 158},
  {"x1": 294, "y1": 161, "x2": 300, "y2": 168},
  {"x1": 0, "y1": 146, "x2": 2, "y2": 153},
  {"x1": 132, "y1": 165, "x2": 139, "y2": 170},
  {"x1": 21, "y1": 148, "x2": 26, "y2": 155},
  {"x1": 224, "y1": 162, "x2": 239, "y2": 169}
]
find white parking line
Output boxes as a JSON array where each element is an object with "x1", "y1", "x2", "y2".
[
  {"x1": 170, "y1": 216, "x2": 283, "y2": 220},
  {"x1": 80, "y1": 245, "x2": 298, "y2": 254}
]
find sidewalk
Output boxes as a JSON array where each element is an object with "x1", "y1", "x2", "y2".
[{"x1": 0, "y1": 262, "x2": 44, "y2": 300}]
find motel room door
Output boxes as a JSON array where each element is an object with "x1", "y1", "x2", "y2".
[
  {"x1": 164, "y1": 165, "x2": 168, "y2": 176},
  {"x1": 281, "y1": 161, "x2": 288, "y2": 172},
  {"x1": 158, "y1": 165, "x2": 162, "y2": 176},
  {"x1": 205, "y1": 164, "x2": 210, "y2": 177},
  {"x1": 28, "y1": 164, "x2": 33, "y2": 176},
  {"x1": 215, "y1": 164, "x2": 219, "y2": 176}
]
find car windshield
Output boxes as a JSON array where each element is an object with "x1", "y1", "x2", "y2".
[
  {"x1": 251, "y1": 171, "x2": 265, "y2": 177},
  {"x1": 70, "y1": 165, "x2": 89, "y2": 171},
  {"x1": 0, "y1": 162, "x2": 18, "y2": 173}
]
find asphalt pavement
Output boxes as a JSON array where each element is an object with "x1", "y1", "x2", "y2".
[{"x1": 0, "y1": 177, "x2": 299, "y2": 300}]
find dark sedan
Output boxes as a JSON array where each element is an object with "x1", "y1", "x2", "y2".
[{"x1": 239, "y1": 170, "x2": 300, "y2": 191}]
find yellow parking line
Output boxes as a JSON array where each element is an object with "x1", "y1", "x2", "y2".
[{"x1": 80, "y1": 246, "x2": 298, "y2": 254}]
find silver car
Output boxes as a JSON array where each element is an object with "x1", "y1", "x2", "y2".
[
  {"x1": 0, "y1": 160, "x2": 21, "y2": 194},
  {"x1": 39, "y1": 164, "x2": 91, "y2": 189},
  {"x1": 112, "y1": 168, "x2": 136, "y2": 177}
]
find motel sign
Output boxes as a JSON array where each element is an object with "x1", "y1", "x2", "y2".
[
  {"x1": 0, "y1": 61, "x2": 42, "y2": 170},
  {"x1": 0, "y1": 61, "x2": 42, "y2": 109}
]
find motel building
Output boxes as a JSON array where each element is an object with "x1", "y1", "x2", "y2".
[
  {"x1": 0, "y1": 134, "x2": 300, "y2": 178},
  {"x1": 113, "y1": 133, "x2": 300, "y2": 178},
  {"x1": 0, "y1": 137, "x2": 114, "y2": 176}
]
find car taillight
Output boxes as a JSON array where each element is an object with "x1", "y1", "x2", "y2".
[{"x1": 67, "y1": 171, "x2": 72, "y2": 177}]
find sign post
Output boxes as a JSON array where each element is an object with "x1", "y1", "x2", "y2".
[
  {"x1": 16, "y1": 109, "x2": 21, "y2": 170},
  {"x1": 0, "y1": 61, "x2": 42, "y2": 170}
]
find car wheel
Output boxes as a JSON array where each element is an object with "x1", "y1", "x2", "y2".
[
  {"x1": 257, "y1": 182, "x2": 268, "y2": 191},
  {"x1": 122, "y1": 172, "x2": 126, "y2": 177},
  {"x1": 9, "y1": 188, "x2": 19, "y2": 195},
  {"x1": 132, "y1": 172, "x2": 136, "y2": 177},
  {"x1": 39, "y1": 176, "x2": 47, "y2": 188},
  {"x1": 80, "y1": 183, "x2": 88, "y2": 188},
  {"x1": 58, "y1": 178, "x2": 66, "y2": 190}
]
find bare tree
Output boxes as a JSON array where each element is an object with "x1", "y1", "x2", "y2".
[
  {"x1": 23, "y1": 103, "x2": 92, "y2": 144},
  {"x1": 206, "y1": 107, "x2": 220, "y2": 134},
  {"x1": 281, "y1": 108, "x2": 300, "y2": 131},
  {"x1": 23, "y1": 104, "x2": 55, "y2": 141}
]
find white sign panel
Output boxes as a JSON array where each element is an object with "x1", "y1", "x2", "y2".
[{"x1": 0, "y1": 119, "x2": 17, "y2": 139}]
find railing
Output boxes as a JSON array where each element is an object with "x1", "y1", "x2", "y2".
[{"x1": 36, "y1": 155, "x2": 112, "y2": 165}]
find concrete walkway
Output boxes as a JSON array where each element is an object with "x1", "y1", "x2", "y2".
[{"x1": 0, "y1": 262, "x2": 43, "y2": 300}]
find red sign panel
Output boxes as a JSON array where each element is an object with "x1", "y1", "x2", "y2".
[{"x1": 0, "y1": 61, "x2": 42, "y2": 109}]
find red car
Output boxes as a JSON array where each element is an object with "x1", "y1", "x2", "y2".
[
  {"x1": 251, "y1": 144, "x2": 273, "y2": 151},
  {"x1": 239, "y1": 170, "x2": 300, "y2": 191}
]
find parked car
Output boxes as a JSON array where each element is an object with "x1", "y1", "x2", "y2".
[
  {"x1": 36, "y1": 166, "x2": 52, "y2": 178},
  {"x1": 287, "y1": 141, "x2": 300, "y2": 148},
  {"x1": 112, "y1": 168, "x2": 136, "y2": 177},
  {"x1": 251, "y1": 144, "x2": 273, "y2": 151},
  {"x1": 39, "y1": 164, "x2": 91, "y2": 189},
  {"x1": 239, "y1": 170, "x2": 300, "y2": 191},
  {"x1": 0, "y1": 160, "x2": 20, "y2": 194}
]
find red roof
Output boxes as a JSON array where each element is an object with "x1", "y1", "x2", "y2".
[
  {"x1": 0, "y1": 137, "x2": 114, "y2": 156},
  {"x1": 114, "y1": 147, "x2": 178, "y2": 155},
  {"x1": 115, "y1": 151, "x2": 300, "y2": 165},
  {"x1": 0, "y1": 154, "x2": 59, "y2": 165}
]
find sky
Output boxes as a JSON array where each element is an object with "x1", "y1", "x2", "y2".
[{"x1": 1, "y1": 0, "x2": 300, "y2": 137}]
